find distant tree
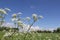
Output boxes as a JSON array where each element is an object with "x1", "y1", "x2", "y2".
[
  {"x1": 56, "y1": 27, "x2": 60, "y2": 32},
  {"x1": 36, "y1": 30, "x2": 52, "y2": 33},
  {"x1": 53, "y1": 27, "x2": 60, "y2": 33}
]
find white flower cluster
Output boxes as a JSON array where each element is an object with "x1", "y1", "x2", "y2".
[
  {"x1": 26, "y1": 17, "x2": 30, "y2": 21},
  {"x1": 39, "y1": 15, "x2": 43, "y2": 19},
  {"x1": 17, "y1": 12, "x2": 22, "y2": 15},
  {"x1": 32, "y1": 14, "x2": 43, "y2": 21},
  {"x1": 0, "y1": 9, "x2": 7, "y2": 14},
  {"x1": 12, "y1": 14, "x2": 17, "y2": 17},
  {"x1": 17, "y1": 21, "x2": 23, "y2": 28},
  {"x1": 12, "y1": 18, "x2": 18, "y2": 21},
  {"x1": 5, "y1": 8, "x2": 11, "y2": 11},
  {"x1": 32, "y1": 14, "x2": 38, "y2": 21},
  {"x1": 12, "y1": 14, "x2": 17, "y2": 21},
  {"x1": 3, "y1": 32, "x2": 13, "y2": 37}
]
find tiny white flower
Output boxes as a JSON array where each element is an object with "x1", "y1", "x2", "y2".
[
  {"x1": 15, "y1": 33, "x2": 18, "y2": 36},
  {"x1": 26, "y1": 17, "x2": 30, "y2": 21},
  {"x1": 56, "y1": 35, "x2": 59, "y2": 37},
  {"x1": 38, "y1": 34, "x2": 41, "y2": 36},
  {"x1": 9, "y1": 29, "x2": 12, "y2": 32},
  {"x1": 46, "y1": 37, "x2": 49, "y2": 39},
  {"x1": 3, "y1": 32, "x2": 13, "y2": 37},
  {"x1": 0, "y1": 9, "x2": 7, "y2": 14},
  {"x1": 32, "y1": 14, "x2": 38, "y2": 21},
  {"x1": 48, "y1": 38, "x2": 51, "y2": 40}
]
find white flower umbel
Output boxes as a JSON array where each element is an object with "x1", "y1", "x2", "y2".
[
  {"x1": 12, "y1": 18, "x2": 18, "y2": 21},
  {"x1": 39, "y1": 15, "x2": 43, "y2": 19},
  {"x1": 12, "y1": 14, "x2": 17, "y2": 18},
  {"x1": 17, "y1": 21, "x2": 23, "y2": 28},
  {"x1": 3, "y1": 32, "x2": 13, "y2": 37},
  {"x1": 5, "y1": 8, "x2": 11, "y2": 11},
  {"x1": 15, "y1": 33, "x2": 19, "y2": 36},
  {"x1": 0, "y1": 9, "x2": 7, "y2": 14},
  {"x1": 17, "y1": 21, "x2": 22, "y2": 24},
  {"x1": 32, "y1": 14, "x2": 38, "y2": 21},
  {"x1": 26, "y1": 17, "x2": 30, "y2": 21},
  {"x1": 48, "y1": 38, "x2": 51, "y2": 40},
  {"x1": 17, "y1": 12, "x2": 22, "y2": 15}
]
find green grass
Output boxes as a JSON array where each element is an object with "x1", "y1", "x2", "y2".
[
  {"x1": 0, "y1": 32, "x2": 60, "y2": 40},
  {"x1": 0, "y1": 31, "x2": 5, "y2": 40}
]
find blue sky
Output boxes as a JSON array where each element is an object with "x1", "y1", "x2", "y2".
[{"x1": 0, "y1": 0, "x2": 60, "y2": 30}]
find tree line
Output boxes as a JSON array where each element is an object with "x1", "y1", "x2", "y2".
[{"x1": 0, "y1": 27, "x2": 60, "y2": 33}]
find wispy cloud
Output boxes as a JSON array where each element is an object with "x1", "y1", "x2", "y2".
[{"x1": 2, "y1": 22, "x2": 14, "y2": 28}]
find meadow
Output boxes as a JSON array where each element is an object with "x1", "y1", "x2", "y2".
[
  {"x1": 0, "y1": 31, "x2": 60, "y2": 40},
  {"x1": 0, "y1": 8, "x2": 60, "y2": 40}
]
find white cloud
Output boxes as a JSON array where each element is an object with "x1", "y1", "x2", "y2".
[
  {"x1": 2, "y1": 22, "x2": 14, "y2": 28},
  {"x1": 30, "y1": 26, "x2": 40, "y2": 31},
  {"x1": 23, "y1": 24, "x2": 40, "y2": 31},
  {"x1": 2, "y1": 22, "x2": 55, "y2": 32}
]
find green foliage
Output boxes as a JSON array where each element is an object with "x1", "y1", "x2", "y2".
[
  {"x1": 36, "y1": 30, "x2": 52, "y2": 33},
  {"x1": 0, "y1": 8, "x2": 60, "y2": 40},
  {"x1": 53, "y1": 27, "x2": 60, "y2": 33},
  {"x1": 0, "y1": 27, "x2": 19, "y2": 32},
  {"x1": 0, "y1": 32, "x2": 60, "y2": 40},
  {"x1": 0, "y1": 31, "x2": 5, "y2": 40}
]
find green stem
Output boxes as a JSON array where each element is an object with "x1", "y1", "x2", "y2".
[{"x1": 24, "y1": 21, "x2": 35, "y2": 40}]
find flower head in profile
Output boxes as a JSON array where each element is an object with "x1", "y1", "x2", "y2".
[
  {"x1": 26, "y1": 17, "x2": 30, "y2": 21},
  {"x1": 5, "y1": 8, "x2": 11, "y2": 11},
  {"x1": 12, "y1": 18, "x2": 18, "y2": 21},
  {"x1": 12, "y1": 14, "x2": 17, "y2": 18},
  {"x1": 3, "y1": 32, "x2": 13, "y2": 37},
  {"x1": 17, "y1": 21, "x2": 23, "y2": 28},
  {"x1": 17, "y1": 12, "x2": 22, "y2": 15},
  {"x1": 32, "y1": 14, "x2": 38, "y2": 21},
  {"x1": 39, "y1": 15, "x2": 44, "y2": 19},
  {"x1": 17, "y1": 21, "x2": 22, "y2": 24},
  {"x1": 0, "y1": 9, "x2": 7, "y2": 14}
]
